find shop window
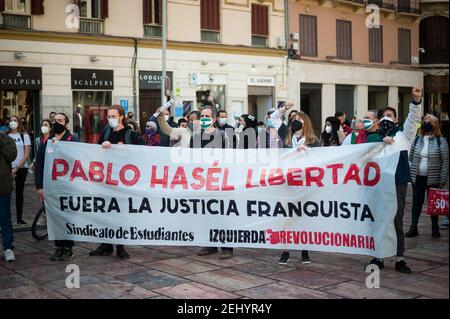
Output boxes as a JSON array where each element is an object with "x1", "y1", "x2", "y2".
[
  {"x1": 72, "y1": 91, "x2": 112, "y2": 144},
  {"x1": 196, "y1": 85, "x2": 225, "y2": 112}
]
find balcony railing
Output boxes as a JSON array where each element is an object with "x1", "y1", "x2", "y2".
[
  {"x1": 201, "y1": 30, "x2": 220, "y2": 43},
  {"x1": 336, "y1": 0, "x2": 365, "y2": 5},
  {"x1": 252, "y1": 35, "x2": 268, "y2": 48},
  {"x1": 365, "y1": 0, "x2": 396, "y2": 10},
  {"x1": 79, "y1": 18, "x2": 103, "y2": 34},
  {"x1": 144, "y1": 25, "x2": 162, "y2": 38},
  {"x1": 0, "y1": 13, "x2": 31, "y2": 29},
  {"x1": 397, "y1": 0, "x2": 421, "y2": 14}
]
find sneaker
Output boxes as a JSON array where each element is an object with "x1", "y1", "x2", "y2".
[
  {"x1": 369, "y1": 258, "x2": 384, "y2": 270},
  {"x1": 405, "y1": 227, "x2": 419, "y2": 238},
  {"x1": 59, "y1": 248, "x2": 74, "y2": 262},
  {"x1": 4, "y1": 249, "x2": 16, "y2": 262},
  {"x1": 89, "y1": 244, "x2": 113, "y2": 256},
  {"x1": 395, "y1": 260, "x2": 412, "y2": 274},
  {"x1": 278, "y1": 252, "x2": 290, "y2": 265},
  {"x1": 50, "y1": 247, "x2": 64, "y2": 261},
  {"x1": 301, "y1": 251, "x2": 311, "y2": 264},
  {"x1": 197, "y1": 247, "x2": 218, "y2": 256},
  {"x1": 219, "y1": 248, "x2": 233, "y2": 260},
  {"x1": 116, "y1": 246, "x2": 130, "y2": 259}
]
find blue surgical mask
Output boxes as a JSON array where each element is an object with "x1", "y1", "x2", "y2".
[
  {"x1": 363, "y1": 119, "x2": 373, "y2": 130},
  {"x1": 267, "y1": 119, "x2": 275, "y2": 129}
]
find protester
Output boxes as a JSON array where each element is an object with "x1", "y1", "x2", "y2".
[
  {"x1": 279, "y1": 111, "x2": 319, "y2": 265},
  {"x1": 8, "y1": 116, "x2": 31, "y2": 225},
  {"x1": 191, "y1": 107, "x2": 232, "y2": 259},
  {"x1": 141, "y1": 121, "x2": 161, "y2": 146},
  {"x1": 236, "y1": 114, "x2": 258, "y2": 149},
  {"x1": 178, "y1": 118, "x2": 188, "y2": 129},
  {"x1": 49, "y1": 112, "x2": 57, "y2": 123},
  {"x1": 405, "y1": 114, "x2": 448, "y2": 238},
  {"x1": 0, "y1": 131, "x2": 17, "y2": 262},
  {"x1": 31, "y1": 119, "x2": 52, "y2": 171},
  {"x1": 287, "y1": 109, "x2": 298, "y2": 127},
  {"x1": 217, "y1": 110, "x2": 237, "y2": 148},
  {"x1": 342, "y1": 119, "x2": 367, "y2": 145},
  {"x1": 157, "y1": 106, "x2": 197, "y2": 148},
  {"x1": 262, "y1": 102, "x2": 292, "y2": 148},
  {"x1": 89, "y1": 105, "x2": 142, "y2": 259},
  {"x1": 320, "y1": 116, "x2": 345, "y2": 146},
  {"x1": 0, "y1": 118, "x2": 10, "y2": 133},
  {"x1": 365, "y1": 86, "x2": 423, "y2": 274},
  {"x1": 35, "y1": 113, "x2": 79, "y2": 261},
  {"x1": 335, "y1": 111, "x2": 353, "y2": 136},
  {"x1": 363, "y1": 110, "x2": 380, "y2": 137}
]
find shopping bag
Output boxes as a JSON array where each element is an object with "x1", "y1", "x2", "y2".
[{"x1": 427, "y1": 188, "x2": 449, "y2": 216}]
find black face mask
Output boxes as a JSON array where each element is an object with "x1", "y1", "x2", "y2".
[
  {"x1": 379, "y1": 119, "x2": 396, "y2": 135},
  {"x1": 422, "y1": 122, "x2": 433, "y2": 134},
  {"x1": 53, "y1": 122, "x2": 66, "y2": 134},
  {"x1": 291, "y1": 120, "x2": 303, "y2": 133}
]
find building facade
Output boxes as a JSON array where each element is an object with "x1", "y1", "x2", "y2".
[
  {"x1": 419, "y1": 0, "x2": 448, "y2": 136},
  {"x1": 286, "y1": 0, "x2": 424, "y2": 133},
  {"x1": 0, "y1": 0, "x2": 288, "y2": 143}
]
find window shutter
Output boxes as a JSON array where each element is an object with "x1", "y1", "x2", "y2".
[
  {"x1": 300, "y1": 15, "x2": 317, "y2": 57},
  {"x1": 155, "y1": 0, "x2": 162, "y2": 24},
  {"x1": 336, "y1": 20, "x2": 352, "y2": 59},
  {"x1": 201, "y1": 0, "x2": 220, "y2": 31},
  {"x1": 369, "y1": 26, "x2": 383, "y2": 62},
  {"x1": 31, "y1": 0, "x2": 45, "y2": 15},
  {"x1": 0, "y1": 0, "x2": 5, "y2": 12},
  {"x1": 143, "y1": 0, "x2": 151, "y2": 24},
  {"x1": 101, "y1": 0, "x2": 109, "y2": 19},
  {"x1": 398, "y1": 29, "x2": 411, "y2": 64},
  {"x1": 251, "y1": 4, "x2": 268, "y2": 36}
]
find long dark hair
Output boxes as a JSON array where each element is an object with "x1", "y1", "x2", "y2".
[{"x1": 321, "y1": 116, "x2": 340, "y2": 146}]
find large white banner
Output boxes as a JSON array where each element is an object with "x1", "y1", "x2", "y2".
[{"x1": 44, "y1": 141, "x2": 402, "y2": 258}]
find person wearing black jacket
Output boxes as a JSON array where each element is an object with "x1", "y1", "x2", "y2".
[
  {"x1": 35, "y1": 113, "x2": 79, "y2": 262},
  {"x1": 89, "y1": 105, "x2": 142, "y2": 260}
]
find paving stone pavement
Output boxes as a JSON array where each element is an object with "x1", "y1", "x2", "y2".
[{"x1": 0, "y1": 180, "x2": 448, "y2": 299}]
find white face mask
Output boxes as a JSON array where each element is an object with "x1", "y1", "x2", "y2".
[
  {"x1": 325, "y1": 125, "x2": 332, "y2": 134},
  {"x1": 9, "y1": 121, "x2": 18, "y2": 130},
  {"x1": 218, "y1": 118, "x2": 227, "y2": 126},
  {"x1": 108, "y1": 118, "x2": 119, "y2": 129},
  {"x1": 41, "y1": 126, "x2": 50, "y2": 135},
  {"x1": 164, "y1": 115, "x2": 170, "y2": 121}
]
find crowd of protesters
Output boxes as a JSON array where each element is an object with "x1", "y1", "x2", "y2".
[{"x1": 0, "y1": 86, "x2": 448, "y2": 274}]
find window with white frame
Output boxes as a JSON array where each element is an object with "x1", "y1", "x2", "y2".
[{"x1": 80, "y1": 0, "x2": 102, "y2": 19}]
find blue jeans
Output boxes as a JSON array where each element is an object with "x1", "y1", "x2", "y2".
[{"x1": 0, "y1": 194, "x2": 14, "y2": 250}]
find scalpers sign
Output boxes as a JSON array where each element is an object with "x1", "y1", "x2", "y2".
[
  {"x1": 247, "y1": 76, "x2": 275, "y2": 87},
  {"x1": 71, "y1": 69, "x2": 114, "y2": 90},
  {"x1": 0, "y1": 66, "x2": 42, "y2": 90}
]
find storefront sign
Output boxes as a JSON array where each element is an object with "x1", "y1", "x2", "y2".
[
  {"x1": 71, "y1": 69, "x2": 114, "y2": 90},
  {"x1": 247, "y1": 76, "x2": 275, "y2": 87},
  {"x1": 0, "y1": 66, "x2": 42, "y2": 90},
  {"x1": 139, "y1": 71, "x2": 173, "y2": 90}
]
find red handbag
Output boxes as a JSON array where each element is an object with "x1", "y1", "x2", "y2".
[{"x1": 427, "y1": 188, "x2": 449, "y2": 216}]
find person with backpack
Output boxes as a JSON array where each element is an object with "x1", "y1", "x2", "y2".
[
  {"x1": 89, "y1": 105, "x2": 142, "y2": 260},
  {"x1": 35, "y1": 113, "x2": 80, "y2": 261},
  {"x1": 405, "y1": 114, "x2": 449, "y2": 238},
  {"x1": 8, "y1": 115, "x2": 31, "y2": 225}
]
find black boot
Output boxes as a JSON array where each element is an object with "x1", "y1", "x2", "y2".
[
  {"x1": 89, "y1": 243, "x2": 113, "y2": 256},
  {"x1": 116, "y1": 245, "x2": 130, "y2": 259},
  {"x1": 405, "y1": 226, "x2": 419, "y2": 238}
]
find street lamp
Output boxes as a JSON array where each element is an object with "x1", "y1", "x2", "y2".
[{"x1": 161, "y1": 0, "x2": 167, "y2": 107}]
